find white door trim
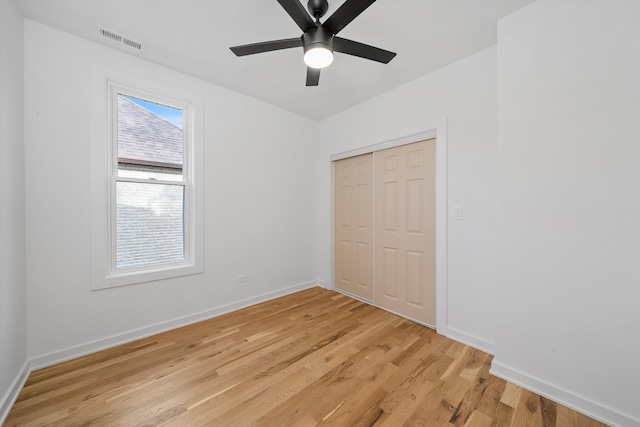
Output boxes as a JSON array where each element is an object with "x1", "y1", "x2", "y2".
[{"x1": 329, "y1": 120, "x2": 448, "y2": 335}]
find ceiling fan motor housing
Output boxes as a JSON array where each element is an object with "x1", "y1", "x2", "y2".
[
  {"x1": 307, "y1": 0, "x2": 329, "y2": 20},
  {"x1": 302, "y1": 26, "x2": 334, "y2": 53}
]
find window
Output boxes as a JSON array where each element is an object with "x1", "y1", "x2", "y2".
[
  {"x1": 114, "y1": 93, "x2": 187, "y2": 270},
  {"x1": 91, "y1": 77, "x2": 203, "y2": 290}
]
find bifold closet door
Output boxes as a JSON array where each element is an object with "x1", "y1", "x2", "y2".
[
  {"x1": 374, "y1": 139, "x2": 436, "y2": 326},
  {"x1": 334, "y1": 154, "x2": 374, "y2": 300}
]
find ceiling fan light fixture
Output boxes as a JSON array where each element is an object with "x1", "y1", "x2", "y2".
[
  {"x1": 304, "y1": 45, "x2": 334, "y2": 68},
  {"x1": 302, "y1": 26, "x2": 334, "y2": 69}
]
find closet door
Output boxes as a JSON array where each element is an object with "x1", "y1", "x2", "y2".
[
  {"x1": 334, "y1": 154, "x2": 373, "y2": 300},
  {"x1": 374, "y1": 140, "x2": 436, "y2": 326}
]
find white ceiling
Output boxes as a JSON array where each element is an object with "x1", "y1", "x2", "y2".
[{"x1": 17, "y1": 0, "x2": 534, "y2": 121}]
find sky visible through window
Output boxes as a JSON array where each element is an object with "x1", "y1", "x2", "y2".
[{"x1": 128, "y1": 96, "x2": 183, "y2": 129}]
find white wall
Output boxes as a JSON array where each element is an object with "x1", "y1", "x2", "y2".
[
  {"x1": 493, "y1": 1, "x2": 640, "y2": 425},
  {"x1": 0, "y1": 0, "x2": 28, "y2": 419},
  {"x1": 316, "y1": 46, "x2": 499, "y2": 352},
  {"x1": 24, "y1": 20, "x2": 318, "y2": 364}
]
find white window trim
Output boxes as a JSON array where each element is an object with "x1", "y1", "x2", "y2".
[{"x1": 90, "y1": 66, "x2": 204, "y2": 290}]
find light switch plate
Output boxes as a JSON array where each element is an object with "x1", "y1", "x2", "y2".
[{"x1": 452, "y1": 206, "x2": 463, "y2": 220}]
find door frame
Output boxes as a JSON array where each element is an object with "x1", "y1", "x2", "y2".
[{"x1": 329, "y1": 122, "x2": 448, "y2": 334}]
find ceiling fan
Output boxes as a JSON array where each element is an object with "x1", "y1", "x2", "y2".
[{"x1": 229, "y1": 0, "x2": 396, "y2": 86}]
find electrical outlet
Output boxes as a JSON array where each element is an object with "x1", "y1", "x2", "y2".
[{"x1": 237, "y1": 274, "x2": 249, "y2": 283}]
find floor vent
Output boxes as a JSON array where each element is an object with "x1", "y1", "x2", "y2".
[{"x1": 99, "y1": 28, "x2": 144, "y2": 51}]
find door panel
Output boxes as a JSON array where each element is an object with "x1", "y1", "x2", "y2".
[
  {"x1": 357, "y1": 242, "x2": 369, "y2": 287},
  {"x1": 406, "y1": 250, "x2": 423, "y2": 306},
  {"x1": 383, "y1": 182, "x2": 398, "y2": 231},
  {"x1": 357, "y1": 185, "x2": 368, "y2": 226},
  {"x1": 382, "y1": 247, "x2": 399, "y2": 299},
  {"x1": 339, "y1": 240, "x2": 351, "y2": 283},
  {"x1": 406, "y1": 179, "x2": 423, "y2": 233},
  {"x1": 374, "y1": 139, "x2": 436, "y2": 326},
  {"x1": 334, "y1": 154, "x2": 373, "y2": 300}
]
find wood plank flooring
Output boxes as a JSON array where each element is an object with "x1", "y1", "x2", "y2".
[{"x1": 5, "y1": 287, "x2": 607, "y2": 426}]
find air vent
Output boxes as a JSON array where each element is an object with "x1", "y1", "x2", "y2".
[
  {"x1": 122, "y1": 38, "x2": 143, "y2": 50},
  {"x1": 99, "y1": 27, "x2": 144, "y2": 51}
]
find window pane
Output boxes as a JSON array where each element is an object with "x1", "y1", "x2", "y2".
[
  {"x1": 117, "y1": 94, "x2": 183, "y2": 180},
  {"x1": 116, "y1": 181, "x2": 185, "y2": 269}
]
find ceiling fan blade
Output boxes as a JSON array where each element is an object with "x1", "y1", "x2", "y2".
[
  {"x1": 333, "y1": 37, "x2": 396, "y2": 63},
  {"x1": 322, "y1": 0, "x2": 377, "y2": 35},
  {"x1": 306, "y1": 67, "x2": 321, "y2": 86},
  {"x1": 230, "y1": 38, "x2": 302, "y2": 56},
  {"x1": 277, "y1": 0, "x2": 316, "y2": 32}
]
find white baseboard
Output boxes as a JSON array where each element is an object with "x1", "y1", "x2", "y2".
[
  {"x1": 30, "y1": 280, "x2": 319, "y2": 370},
  {"x1": 445, "y1": 327, "x2": 495, "y2": 355},
  {"x1": 490, "y1": 359, "x2": 639, "y2": 427},
  {"x1": 0, "y1": 360, "x2": 30, "y2": 426}
]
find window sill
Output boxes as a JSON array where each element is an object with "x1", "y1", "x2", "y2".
[{"x1": 92, "y1": 263, "x2": 203, "y2": 291}]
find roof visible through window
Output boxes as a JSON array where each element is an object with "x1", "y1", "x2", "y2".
[
  {"x1": 117, "y1": 95, "x2": 184, "y2": 170},
  {"x1": 127, "y1": 96, "x2": 183, "y2": 129}
]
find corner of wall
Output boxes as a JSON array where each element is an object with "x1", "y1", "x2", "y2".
[
  {"x1": 490, "y1": 360, "x2": 639, "y2": 427},
  {"x1": 0, "y1": 361, "x2": 30, "y2": 425},
  {"x1": 0, "y1": 0, "x2": 28, "y2": 422}
]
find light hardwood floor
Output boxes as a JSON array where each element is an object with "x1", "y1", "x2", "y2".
[{"x1": 5, "y1": 288, "x2": 607, "y2": 426}]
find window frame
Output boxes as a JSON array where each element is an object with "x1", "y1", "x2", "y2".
[{"x1": 91, "y1": 75, "x2": 203, "y2": 290}]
